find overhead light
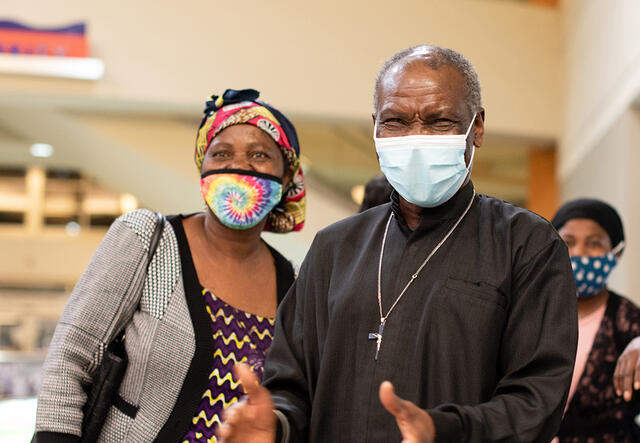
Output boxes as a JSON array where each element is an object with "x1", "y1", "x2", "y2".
[
  {"x1": 120, "y1": 194, "x2": 138, "y2": 213},
  {"x1": 65, "y1": 221, "x2": 81, "y2": 237},
  {"x1": 30, "y1": 143, "x2": 54, "y2": 158},
  {"x1": 0, "y1": 54, "x2": 105, "y2": 81}
]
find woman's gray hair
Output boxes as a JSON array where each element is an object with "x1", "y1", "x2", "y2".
[{"x1": 373, "y1": 45, "x2": 482, "y2": 116}]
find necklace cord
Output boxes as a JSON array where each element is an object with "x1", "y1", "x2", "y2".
[{"x1": 377, "y1": 190, "x2": 476, "y2": 324}]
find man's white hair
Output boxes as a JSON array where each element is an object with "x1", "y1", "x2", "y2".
[{"x1": 373, "y1": 45, "x2": 482, "y2": 116}]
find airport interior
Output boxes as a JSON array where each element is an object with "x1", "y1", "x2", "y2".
[{"x1": 1, "y1": 0, "x2": 640, "y2": 440}]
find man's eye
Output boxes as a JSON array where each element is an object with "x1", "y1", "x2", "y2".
[
  {"x1": 433, "y1": 119, "x2": 455, "y2": 128},
  {"x1": 383, "y1": 118, "x2": 404, "y2": 125}
]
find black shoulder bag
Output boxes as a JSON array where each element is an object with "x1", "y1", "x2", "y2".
[{"x1": 80, "y1": 212, "x2": 165, "y2": 442}]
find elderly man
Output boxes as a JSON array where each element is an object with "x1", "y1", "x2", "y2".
[{"x1": 220, "y1": 45, "x2": 577, "y2": 442}]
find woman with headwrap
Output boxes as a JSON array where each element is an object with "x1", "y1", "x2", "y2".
[
  {"x1": 33, "y1": 89, "x2": 306, "y2": 442},
  {"x1": 551, "y1": 198, "x2": 640, "y2": 442}
]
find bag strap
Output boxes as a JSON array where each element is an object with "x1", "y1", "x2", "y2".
[
  {"x1": 111, "y1": 212, "x2": 165, "y2": 345},
  {"x1": 146, "y1": 212, "x2": 166, "y2": 275},
  {"x1": 127, "y1": 211, "x2": 165, "y2": 318}
]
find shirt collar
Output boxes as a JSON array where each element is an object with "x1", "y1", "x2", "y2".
[{"x1": 391, "y1": 181, "x2": 475, "y2": 235}]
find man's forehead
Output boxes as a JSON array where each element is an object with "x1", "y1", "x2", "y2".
[
  {"x1": 381, "y1": 58, "x2": 460, "y2": 91},
  {"x1": 378, "y1": 59, "x2": 465, "y2": 108}
]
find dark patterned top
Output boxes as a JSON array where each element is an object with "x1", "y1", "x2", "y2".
[
  {"x1": 181, "y1": 289, "x2": 275, "y2": 443},
  {"x1": 558, "y1": 291, "x2": 640, "y2": 442}
]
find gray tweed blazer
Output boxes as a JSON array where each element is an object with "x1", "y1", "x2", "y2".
[{"x1": 34, "y1": 209, "x2": 294, "y2": 442}]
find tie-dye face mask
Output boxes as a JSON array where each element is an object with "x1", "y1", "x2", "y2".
[{"x1": 201, "y1": 169, "x2": 283, "y2": 230}]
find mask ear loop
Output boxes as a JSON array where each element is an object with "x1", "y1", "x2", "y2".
[
  {"x1": 611, "y1": 241, "x2": 625, "y2": 256},
  {"x1": 465, "y1": 113, "x2": 477, "y2": 139},
  {"x1": 464, "y1": 113, "x2": 478, "y2": 175}
]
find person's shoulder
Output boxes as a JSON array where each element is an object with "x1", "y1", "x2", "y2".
[
  {"x1": 116, "y1": 209, "x2": 176, "y2": 248},
  {"x1": 477, "y1": 194, "x2": 550, "y2": 225},
  {"x1": 477, "y1": 194, "x2": 559, "y2": 240},
  {"x1": 475, "y1": 194, "x2": 567, "y2": 269},
  {"x1": 607, "y1": 291, "x2": 640, "y2": 341},
  {"x1": 610, "y1": 291, "x2": 640, "y2": 316},
  {"x1": 119, "y1": 208, "x2": 157, "y2": 226}
]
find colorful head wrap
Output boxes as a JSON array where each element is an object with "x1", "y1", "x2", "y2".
[{"x1": 195, "y1": 88, "x2": 305, "y2": 233}]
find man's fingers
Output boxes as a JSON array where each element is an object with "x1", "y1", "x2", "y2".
[
  {"x1": 380, "y1": 381, "x2": 436, "y2": 443},
  {"x1": 379, "y1": 381, "x2": 405, "y2": 417},
  {"x1": 233, "y1": 363, "x2": 263, "y2": 398},
  {"x1": 219, "y1": 401, "x2": 247, "y2": 443},
  {"x1": 634, "y1": 357, "x2": 640, "y2": 391}
]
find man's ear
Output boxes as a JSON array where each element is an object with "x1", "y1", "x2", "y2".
[{"x1": 473, "y1": 108, "x2": 485, "y2": 147}]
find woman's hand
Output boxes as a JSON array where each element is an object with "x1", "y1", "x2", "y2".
[
  {"x1": 219, "y1": 364, "x2": 277, "y2": 443},
  {"x1": 379, "y1": 381, "x2": 435, "y2": 443},
  {"x1": 614, "y1": 336, "x2": 640, "y2": 401}
]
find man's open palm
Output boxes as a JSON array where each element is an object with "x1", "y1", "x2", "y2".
[
  {"x1": 219, "y1": 364, "x2": 277, "y2": 443},
  {"x1": 379, "y1": 381, "x2": 435, "y2": 443}
]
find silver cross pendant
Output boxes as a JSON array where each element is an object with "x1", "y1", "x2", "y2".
[{"x1": 368, "y1": 321, "x2": 385, "y2": 360}]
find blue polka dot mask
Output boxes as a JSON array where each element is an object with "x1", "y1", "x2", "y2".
[{"x1": 571, "y1": 242, "x2": 624, "y2": 299}]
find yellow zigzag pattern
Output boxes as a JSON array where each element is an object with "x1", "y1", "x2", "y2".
[
  {"x1": 248, "y1": 327, "x2": 274, "y2": 340},
  {"x1": 199, "y1": 390, "x2": 240, "y2": 409},
  {"x1": 212, "y1": 348, "x2": 238, "y2": 365},
  {"x1": 208, "y1": 330, "x2": 273, "y2": 349},
  {"x1": 182, "y1": 433, "x2": 219, "y2": 443},
  {"x1": 206, "y1": 306, "x2": 235, "y2": 326},
  {"x1": 208, "y1": 368, "x2": 242, "y2": 389},
  {"x1": 214, "y1": 332, "x2": 251, "y2": 348}
]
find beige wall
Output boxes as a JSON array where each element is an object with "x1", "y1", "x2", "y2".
[
  {"x1": 1, "y1": 0, "x2": 561, "y2": 139},
  {"x1": 560, "y1": 0, "x2": 640, "y2": 303},
  {"x1": 560, "y1": 0, "x2": 640, "y2": 178},
  {"x1": 0, "y1": 227, "x2": 104, "y2": 287}
]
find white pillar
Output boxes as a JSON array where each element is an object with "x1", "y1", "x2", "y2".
[{"x1": 24, "y1": 167, "x2": 46, "y2": 234}]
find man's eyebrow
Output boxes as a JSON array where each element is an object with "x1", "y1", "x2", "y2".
[
  {"x1": 378, "y1": 106, "x2": 411, "y2": 119},
  {"x1": 421, "y1": 107, "x2": 462, "y2": 120}
]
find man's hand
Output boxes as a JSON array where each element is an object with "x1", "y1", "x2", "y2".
[
  {"x1": 614, "y1": 336, "x2": 640, "y2": 402},
  {"x1": 379, "y1": 381, "x2": 435, "y2": 443},
  {"x1": 219, "y1": 364, "x2": 277, "y2": 443}
]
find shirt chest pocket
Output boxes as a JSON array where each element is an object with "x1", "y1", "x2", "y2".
[
  {"x1": 444, "y1": 277, "x2": 507, "y2": 311},
  {"x1": 425, "y1": 278, "x2": 507, "y2": 354}
]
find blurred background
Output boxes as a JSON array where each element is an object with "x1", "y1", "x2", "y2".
[{"x1": 0, "y1": 0, "x2": 639, "y2": 438}]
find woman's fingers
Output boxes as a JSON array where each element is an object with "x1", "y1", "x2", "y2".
[
  {"x1": 634, "y1": 357, "x2": 640, "y2": 391},
  {"x1": 615, "y1": 347, "x2": 640, "y2": 400}
]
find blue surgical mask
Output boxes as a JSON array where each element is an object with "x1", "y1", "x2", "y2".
[
  {"x1": 374, "y1": 114, "x2": 476, "y2": 208},
  {"x1": 571, "y1": 242, "x2": 624, "y2": 299}
]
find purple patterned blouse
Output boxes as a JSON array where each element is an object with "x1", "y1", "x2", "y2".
[{"x1": 181, "y1": 289, "x2": 275, "y2": 443}]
